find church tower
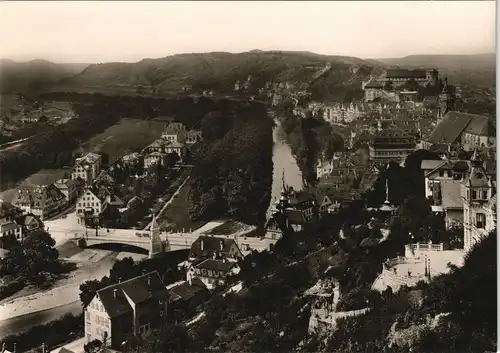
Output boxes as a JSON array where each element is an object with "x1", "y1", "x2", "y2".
[
  {"x1": 438, "y1": 76, "x2": 449, "y2": 119},
  {"x1": 277, "y1": 169, "x2": 290, "y2": 213},
  {"x1": 461, "y1": 148, "x2": 495, "y2": 252},
  {"x1": 149, "y1": 214, "x2": 164, "y2": 258}
]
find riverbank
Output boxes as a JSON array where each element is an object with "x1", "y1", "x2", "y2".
[{"x1": 268, "y1": 118, "x2": 303, "y2": 215}]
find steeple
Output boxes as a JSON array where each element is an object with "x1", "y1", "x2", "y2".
[
  {"x1": 278, "y1": 169, "x2": 290, "y2": 212},
  {"x1": 281, "y1": 168, "x2": 287, "y2": 195},
  {"x1": 379, "y1": 176, "x2": 394, "y2": 213},
  {"x1": 470, "y1": 147, "x2": 483, "y2": 168}
]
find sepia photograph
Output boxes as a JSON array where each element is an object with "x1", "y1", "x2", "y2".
[{"x1": 0, "y1": 1, "x2": 496, "y2": 352}]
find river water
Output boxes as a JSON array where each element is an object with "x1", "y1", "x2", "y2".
[{"x1": 267, "y1": 119, "x2": 303, "y2": 215}]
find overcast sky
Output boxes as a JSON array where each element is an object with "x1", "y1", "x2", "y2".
[{"x1": 0, "y1": 1, "x2": 496, "y2": 63}]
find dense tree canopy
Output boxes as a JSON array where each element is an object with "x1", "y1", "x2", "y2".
[
  {"x1": 187, "y1": 102, "x2": 273, "y2": 226},
  {"x1": 0, "y1": 230, "x2": 67, "y2": 284}
]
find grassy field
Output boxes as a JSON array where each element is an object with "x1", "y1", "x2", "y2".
[
  {"x1": 157, "y1": 182, "x2": 206, "y2": 232},
  {"x1": 78, "y1": 118, "x2": 168, "y2": 162}
]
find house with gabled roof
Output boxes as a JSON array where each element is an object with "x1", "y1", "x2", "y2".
[
  {"x1": 187, "y1": 235, "x2": 243, "y2": 265},
  {"x1": 421, "y1": 159, "x2": 469, "y2": 199},
  {"x1": 54, "y1": 178, "x2": 83, "y2": 204},
  {"x1": 187, "y1": 255, "x2": 241, "y2": 290},
  {"x1": 72, "y1": 153, "x2": 102, "y2": 184},
  {"x1": 186, "y1": 130, "x2": 202, "y2": 145},
  {"x1": 84, "y1": 271, "x2": 168, "y2": 349},
  {"x1": 12, "y1": 184, "x2": 66, "y2": 220},
  {"x1": 421, "y1": 111, "x2": 496, "y2": 150},
  {"x1": 164, "y1": 141, "x2": 186, "y2": 162},
  {"x1": 161, "y1": 122, "x2": 186, "y2": 144},
  {"x1": 75, "y1": 187, "x2": 123, "y2": 221},
  {"x1": 0, "y1": 201, "x2": 43, "y2": 241}
]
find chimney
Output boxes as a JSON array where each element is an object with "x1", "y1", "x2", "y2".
[
  {"x1": 113, "y1": 288, "x2": 118, "y2": 299},
  {"x1": 200, "y1": 239, "x2": 204, "y2": 251},
  {"x1": 220, "y1": 240, "x2": 224, "y2": 251},
  {"x1": 148, "y1": 275, "x2": 151, "y2": 287}
]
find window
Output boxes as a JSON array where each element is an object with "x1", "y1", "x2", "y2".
[
  {"x1": 482, "y1": 190, "x2": 488, "y2": 200},
  {"x1": 476, "y1": 213, "x2": 486, "y2": 229},
  {"x1": 86, "y1": 310, "x2": 90, "y2": 320},
  {"x1": 439, "y1": 170, "x2": 444, "y2": 177},
  {"x1": 472, "y1": 190, "x2": 477, "y2": 200}
]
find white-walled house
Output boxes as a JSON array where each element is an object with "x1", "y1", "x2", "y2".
[{"x1": 84, "y1": 271, "x2": 168, "y2": 349}]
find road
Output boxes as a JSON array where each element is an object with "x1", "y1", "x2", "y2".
[{"x1": 0, "y1": 301, "x2": 82, "y2": 339}]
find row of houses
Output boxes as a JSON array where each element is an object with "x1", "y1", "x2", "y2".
[
  {"x1": 0, "y1": 200, "x2": 44, "y2": 243},
  {"x1": 142, "y1": 122, "x2": 202, "y2": 168},
  {"x1": 74, "y1": 121, "x2": 203, "y2": 223}
]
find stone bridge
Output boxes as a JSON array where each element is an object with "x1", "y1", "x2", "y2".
[{"x1": 79, "y1": 224, "x2": 277, "y2": 258}]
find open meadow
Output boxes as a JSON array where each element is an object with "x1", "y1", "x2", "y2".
[{"x1": 77, "y1": 118, "x2": 168, "y2": 162}]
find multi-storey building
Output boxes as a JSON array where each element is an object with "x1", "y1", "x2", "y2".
[
  {"x1": 54, "y1": 178, "x2": 82, "y2": 204},
  {"x1": 161, "y1": 122, "x2": 186, "y2": 144},
  {"x1": 184, "y1": 235, "x2": 243, "y2": 290},
  {"x1": 368, "y1": 126, "x2": 416, "y2": 162},
  {"x1": 462, "y1": 149, "x2": 497, "y2": 252},
  {"x1": 75, "y1": 187, "x2": 123, "y2": 221},
  {"x1": 12, "y1": 184, "x2": 66, "y2": 220},
  {"x1": 421, "y1": 159, "x2": 469, "y2": 199},
  {"x1": 187, "y1": 255, "x2": 241, "y2": 290},
  {"x1": 381, "y1": 69, "x2": 438, "y2": 87},
  {"x1": 84, "y1": 271, "x2": 168, "y2": 349},
  {"x1": 144, "y1": 151, "x2": 168, "y2": 169},
  {"x1": 71, "y1": 153, "x2": 102, "y2": 184},
  {"x1": 363, "y1": 80, "x2": 384, "y2": 102}
]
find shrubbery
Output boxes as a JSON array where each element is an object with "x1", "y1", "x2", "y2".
[
  {"x1": 0, "y1": 313, "x2": 83, "y2": 352},
  {"x1": 0, "y1": 278, "x2": 26, "y2": 301}
]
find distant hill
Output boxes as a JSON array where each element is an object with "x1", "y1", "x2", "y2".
[
  {"x1": 0, "y1": 59, "x2": 89, "y2": 94},
  {"x1": 38, "y1": 51, "x2": 383, "y2": 101},
  {"x1": 374, "y1": 53, "x2": 496, "y2": 87},
  {"x1": 1, "y1": 51, "x2": 495, "y2": 100}
]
